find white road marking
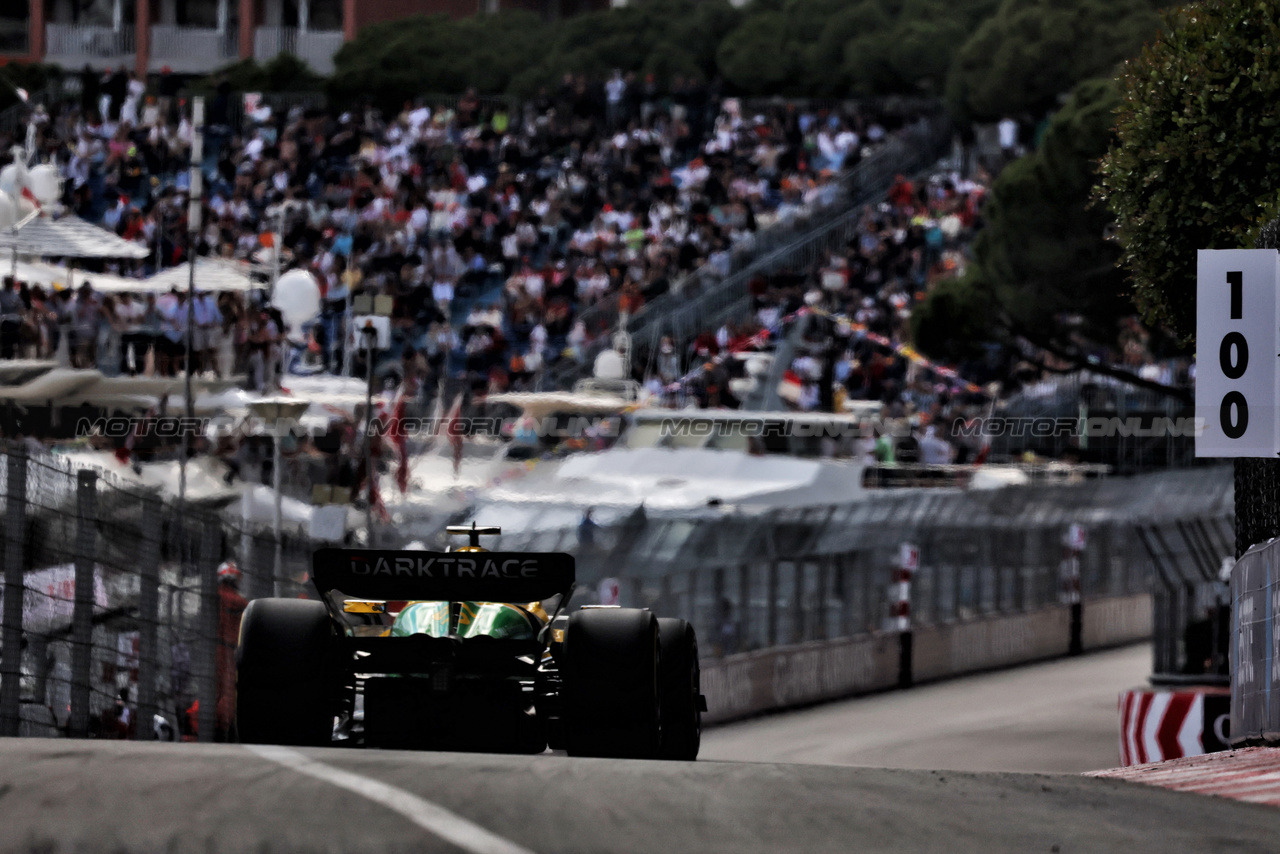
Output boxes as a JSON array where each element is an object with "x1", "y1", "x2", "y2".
[{"x1": 245, "y1": 744, "x2": 537, "y2": 854}]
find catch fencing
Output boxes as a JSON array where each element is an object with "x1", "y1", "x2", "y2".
[
  {"x1": 488, "y1": 465, "x2": 1233, "y2": 721},
  {"x1": 0, "y1": 450, "x2": 320, "y2": 741},
  {"x1": 0, "y1": 452, "x2": 1231, "y2": 738}
]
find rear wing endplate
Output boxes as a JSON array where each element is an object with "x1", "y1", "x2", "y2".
[{"x1": 312, "y1": 548, "x2": 575, "y2": 603}]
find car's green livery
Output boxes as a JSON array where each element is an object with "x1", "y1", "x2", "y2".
[{"x1": 234, "y1": 524, "x2": 704, "y2": 759}]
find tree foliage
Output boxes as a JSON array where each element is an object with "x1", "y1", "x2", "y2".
[
  {"x1": 945, "y1": 0, "x2": 1163, "y2": 122},
  {"x1": 226, "y1": 0, "x2": 1172, "y2": 124},
  {"x1": 197, "y1": 54, "x2": 325, "y2": 95},
  {"x1": 324, "y1": 0, "x2": 999, "y2": 103},
  {"x1": 915, "y1": 78, "x2": 1133, "y2": 365},
  {"x1": 328, "y1": 11, "x2": 549, "y2": 109},
  {"x1": 1096, "y1": 0, "x2": 1280, "y2": 340}
]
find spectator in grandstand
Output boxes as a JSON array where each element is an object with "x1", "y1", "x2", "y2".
[
  {"x1": 0, "y1": 277, "x2": 23, "y2": 360},
  {"x1": 920, "y1": 425, "x2": 954, "y2": 465}
]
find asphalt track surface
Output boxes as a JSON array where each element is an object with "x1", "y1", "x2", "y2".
[
  {"x1": 2, "y1": 736, "x2": 1280, "y2": 853},
  {"x1": 703, "y1": 642, "x2": 1154, "y2": 774},
  {"x1": 5, "y1": 643, "x2": 1277, "y2": 853}
]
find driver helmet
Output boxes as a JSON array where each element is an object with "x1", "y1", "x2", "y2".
[{"x1": 217, "y1": 561, "x2": 242, "y2": 584}]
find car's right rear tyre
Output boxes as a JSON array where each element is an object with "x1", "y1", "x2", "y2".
[
  {"x1": 657, "y1": 617, "x2": 702, "y2": 760},
  {"x1": 562, "y1": 608, "x2": 660, "y2": 759},
  {"x1": 236, "y1": 598, "x2": 337, "y2": 746}
]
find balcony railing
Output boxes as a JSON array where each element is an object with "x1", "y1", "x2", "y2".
[
  {"x1": 149, "y1": 25, "x2": 237, "y2": 74},
  {"x1": 254, "y1": 27, "x2": 343, "y2": 75},
  {"x1": 45, "y1": 23, "x2": 135, "y2": 64}
]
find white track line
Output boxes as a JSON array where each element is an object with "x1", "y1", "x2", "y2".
[{"x1": 245, "y1": 744, "x2": 537, "y2": 854}]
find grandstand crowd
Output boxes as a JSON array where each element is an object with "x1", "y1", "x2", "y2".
[
  {"x1": 0, "y1": 71, "x2": 887, "y2": 394},
  {"x1": 0, "y1": 69, "x2": 1189, "y2": 467}
]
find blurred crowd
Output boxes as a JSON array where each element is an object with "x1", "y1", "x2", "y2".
[
  {"x1": 639, "y1": 171, "x2": 988, "y2": 429},
  {"x1": 639, "y1": 166, "x2": 1192, "y2": 466},
  {"x1": 1, "y1": 69, "x2": 903, "y2": 404},
  {"x1": 0, "y1": 276, "x2": 287, "y2": 386}
]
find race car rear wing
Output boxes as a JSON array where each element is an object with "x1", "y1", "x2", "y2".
[{"x1": 311, "y1": 548, "x2": 575, "y2": 603}]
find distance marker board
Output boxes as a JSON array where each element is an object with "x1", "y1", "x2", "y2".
[{"x1": 1196, "y1": 249, "x2": 1280, "y2": 457}]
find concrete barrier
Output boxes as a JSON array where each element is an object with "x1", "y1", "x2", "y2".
[
  {"x1": 912, "y1": 608, "x2": 1069, "y2": 682},
  {"x1": 1082, "y1": 594, "x2": 1152, "y2": 649},
  {"x1": 701, "y1": 633, "x2": 899, "y2": 724},
  {"x1": 702, "y1": 593, "x2": 1151, "y2": 725}
]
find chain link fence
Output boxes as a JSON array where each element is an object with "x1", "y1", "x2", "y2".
[
  {"x1": 485, "y1": 465, "x2": 1233, "y2": 664},
  {"x1": 0, "y1": 450, "x2": 319, "y2": 741},
  {"x1": 0, "y1": 451, "x2": 1232, "y2": 739}
]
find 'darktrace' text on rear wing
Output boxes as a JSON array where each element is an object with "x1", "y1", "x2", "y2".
[{"x1": 311, "y1": 548, "x2": 576, "y2": 603}]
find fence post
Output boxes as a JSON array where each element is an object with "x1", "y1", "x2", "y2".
[
  {"x1": 766, "y1": 561, "x2": 779, "y2": 647},
  {"x1": 197, "y1": 517, "x2": 220, "y2": 742},
  {"x1": 69, "y1": 469, "x2": 98, "y2": 738},
  {"x1": 815, "y1": 559, "x2": 829, "y2": 642},
  {"x1": 894, "y1": 544, "x2": 918, "y2": 689},
  {"x1": 791, "y1": 561, "x2": 804, "y2": 644},
  {"x1": 685, "y1": 570, "x2": 696, "y2": 626},
  {"x1": 737, "y1": 564, "x2": 750, "y2": 650},
  {"x1": 134, "y1": 492, "x2": 162, "y2": 739},
  {"x1": 0, "y1": 454, "x2": 27, "y2": 737},
  {"x1": 839, "y1": 556, "x2": 853, "y2": 638},
  {"x1": 249, "y1": 530, "x2": 274, "y2": 602},
  {"x1": 1064, "y1": 524, "x2": 1085, "y2": 655}
]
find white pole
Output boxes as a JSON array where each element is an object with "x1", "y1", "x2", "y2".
[
  {"x1": 178, "y1": 96, "x2": 204, "y2": 512},
  {"x1": 240, "y1": 477, "x2": 252, "y2": 595},
  {"x1": 269, "y1": 207, "x2": 285, "y2": 389},
  {"x1": 342, "y1": 237, "x2": 354, "y2": 377},
  {"x1": 364, "y1": 329, "x2": 375, "y2": 547},
  {"x1": 272, "y1": 422, "x2": 283, "y2": 597}
]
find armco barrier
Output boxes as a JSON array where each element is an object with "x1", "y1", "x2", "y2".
[{"x1": 702, "y1": 593, "x2": 1151, "y2": 725}]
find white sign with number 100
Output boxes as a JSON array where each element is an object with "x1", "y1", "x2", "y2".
[{"x1": 1196, "y1": 249, "x2": 1280, "y2": 457}]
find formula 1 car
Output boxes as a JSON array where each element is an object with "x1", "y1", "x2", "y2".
[{"x1": 235, "y1": 524, "x2": 704, "y2": 759}]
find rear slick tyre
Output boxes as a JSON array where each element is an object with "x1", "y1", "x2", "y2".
[
  {"x1": 657, "y1": 617, "x2": 701, "y2": 760},
  {"x1": 563, "y1": 608, "x2": 660, "y2": 759},
  {"x1": 236, "y1": 598, "x2": 336, "y2": 746}
]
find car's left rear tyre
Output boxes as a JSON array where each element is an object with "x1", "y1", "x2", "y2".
[{"x1": 236, "y1": 598, "x2": 338, "y2": 746}]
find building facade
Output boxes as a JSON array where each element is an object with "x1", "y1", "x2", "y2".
[{"x1": 1, "y1": 0, "x2": 606, "y2": 77}]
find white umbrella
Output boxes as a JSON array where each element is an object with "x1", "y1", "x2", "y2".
[
  {"x1": 144, "y1": 258, "x2": 262, "y2": 293},
  {"x1": 10, "y1": 259, "x2": 144, "y2": 293},
  {"x1": 0, "y1": 213, "x2": 150, "y2": 259}
]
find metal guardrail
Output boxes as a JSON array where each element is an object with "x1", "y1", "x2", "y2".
[
  {"x1": 252, "y1": 27, "x2": 344, "y2": 75},
  {"x1": 150, "y1": 26, "x2": 239, "y2": 73},
  {"x1": 45, "y1": 23, "x2": 136, "y2": 60}
]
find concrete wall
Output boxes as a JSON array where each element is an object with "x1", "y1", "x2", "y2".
[{"x1": 702, "y1": 593, "x2": 1151, "y2": 725}]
